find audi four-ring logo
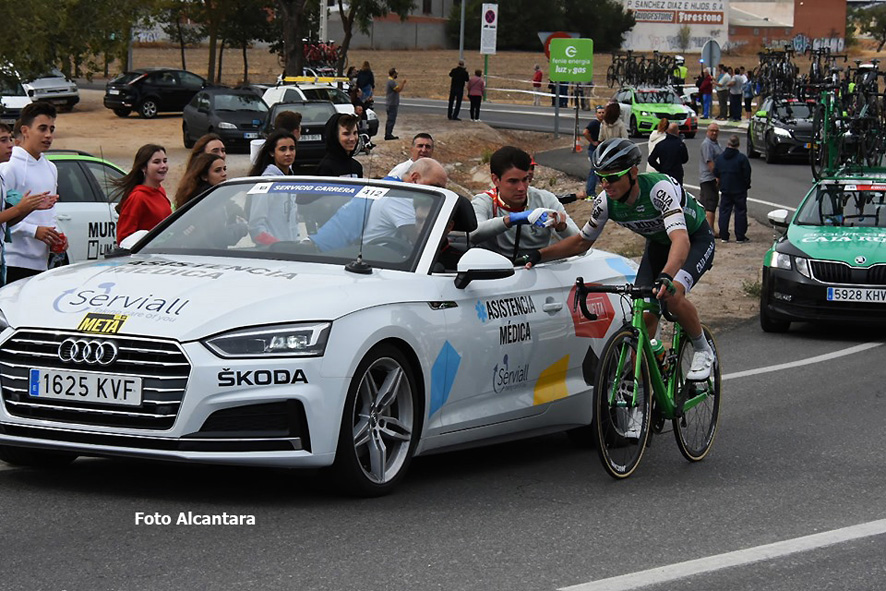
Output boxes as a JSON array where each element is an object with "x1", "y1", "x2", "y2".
[{"x1": 58, "y1": 338, "x2": 119, "y2": 365}]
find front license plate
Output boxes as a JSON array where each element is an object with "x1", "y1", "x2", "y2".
[
  {"x1": 243, "y1": 132, "x2": 258, "y2": 139},
  {"x1": 108, "y1": 89, "x2": 120, "y2": 95},
  {"x1": 827, "y1": 287, "x2": 886, "y2": 303},
  {"x1": 28, "y1": 368, "x2": 142, "y2": 406},
  {"x1": 301, "y1": 134, "x2": 321, "y2": 142}
]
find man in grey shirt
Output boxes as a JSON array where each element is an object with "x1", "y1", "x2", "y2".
[
  {"x1": 384, "y1": 67, "x2": 407, "y2": 140},
  {"x1": 698, "y1": 123, "x2": 723, "y2": 234},
  {"x1": 471, "y1": 146, "x2": 578, "y2": 260}
]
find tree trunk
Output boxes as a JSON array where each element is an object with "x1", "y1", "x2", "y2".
[
  {"x1": 242, "y1": 43, "x2": 249, "y2": 83},
  {"x1": 217, "y1": 38, "x2": 226, "y2": 83},
  {"x1": 177, "y1": 21, "x2": 187, "y2": 69},
  {"x1": 277, "y1": 0, "x2": 308, "y2": 77},
  {"x1": 336, "y1": 0, "x2": 354, "y2": 76}
]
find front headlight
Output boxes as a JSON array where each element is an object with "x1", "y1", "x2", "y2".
[
  {"x1": 773, "y1": 126, "x2": 792, "y2": 138},
  {"x1": 217, "y1": 121, "x2": 237, "y2": 130},
  {"x1": 0, "y1": 309, "x2": 9, "y2": 330},
  {"x1": 640, "y1": 111, "x2": 651, "y2": 117},
  {"x1": 794, "y1": 256, "x2": 812, "y2": 278},
  {"x1": 203, "y1": 322, "x2": 331, "y2": 358},
  {"x1": 769, "y1": 251, "x2": 792, "y2": 270}
]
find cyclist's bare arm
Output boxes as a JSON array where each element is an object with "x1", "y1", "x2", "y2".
[{"x1": 528, "y1": 233, "x2": 594, "y2": 267}]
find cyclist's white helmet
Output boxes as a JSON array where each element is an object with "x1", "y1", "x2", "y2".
[
  {"x1": 592, "y1": 138, "x2": 642, "y2": 172},
  {"x1": 675, "y1": 55, "x2": 685, "y2": 64}
]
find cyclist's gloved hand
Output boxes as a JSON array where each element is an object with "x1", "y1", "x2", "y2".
[
  {"x1": 515, "y1": 249, "x2": 542, "y2": 268},
  {"x1": 654, "y1": 273, "x2": 677, "y2": 298},
  {"x1": 510, "y1": 208, "x2": 556, "y2": 228}
]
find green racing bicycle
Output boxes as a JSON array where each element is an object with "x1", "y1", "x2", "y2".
[{"x1": 574, "y1": 278, "x2": 722, "y2": 479}]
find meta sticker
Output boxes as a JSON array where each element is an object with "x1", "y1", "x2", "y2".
[{"x1": 77, "y1": 313, "x2": 129, "y2": 334}]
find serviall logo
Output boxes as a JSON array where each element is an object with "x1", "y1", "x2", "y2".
[{"x1": 492, "y1": 354, "x2": 530, "y2": 394}]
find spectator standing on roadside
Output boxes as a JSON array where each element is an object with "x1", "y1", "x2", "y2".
[
  {"x1": 742, "y1": 68, "x2": 755, "y2": 120},
  {"x1": 698, "y1": 67, "x2": 713, "y2": 119},
  {"x1": 729, "y1": 66, "x2": 745, "y2": 122},
  {"x1": 174, "y1": 153, "x2": 227, "y2": 209},
  {"x1": 250, "y1": 110, "x2": 302, "y2": 165},
  {"x1": 715, "y1": 64, "x2": 731, "y2": 120},
  {"x1": 698, "y1": 123, "x2": 723, "y2": 235},
  {"x1": 532, "y1": 64, "x2": 543, "y2": 106},
  {"x1": 583, "y1": 105, "x2": 605, "y2": 195},
  {"x1": 447, "y1": 59, "x2": 470, "y2": 121},
  {"x1": 115, "y1": 144, "x2": 172, "y2": 246},
  {"x1": 648, "y1": 122, "x2": 689, "y2": 185},
  {"x1": 599, "y1": 102, "x2": 627, "y2": 142},
  {"x1": 317, "y1": 113, "x2": 363, "y2": 178},
  {"x1": 4, "y1": 102, "x2": 65, "y2": 282},
  {"x1": 186, "y1": 133, "x2": 226, "y2": 170},
  {"x1": 0, "y1": 122, "x2": 59, "y2": 285},
  {"x1": 356, "y1": 61, "x2": 375, "y2": 105},
  {"x1": 468, "y1": 69, "x2": 485, "y2": 122},
  {"x1": 646, "y1": 118, "x2": 669, "y2": 173},
  {"x1": 346, "y1": 66, "x2": 359, "y2": 103},
  {"x1": 386, "y1": 133, "x2": 434, "y2": 180},
  {"x1": 384, "y1": 67, "x2": 407, "y2": 141},
  {"x1": 714, "y1": 134, "x2": 752, "y2": 243}
]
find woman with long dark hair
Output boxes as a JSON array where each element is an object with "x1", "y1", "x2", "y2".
[
  {"x1": 114, "y1": 144, "x2": 172, "y2": 245},
  {"x1": 248, "y1": 129, "x2": 296, "y2": 177},
  {"x1": 174, "y1": 152, "x2": 227, "y2": 210},
  {"x1": 186, "y1": 133, "x2": 226, "y2": 170}
]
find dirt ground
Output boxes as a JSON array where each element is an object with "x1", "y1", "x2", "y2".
[{"x1": 54, "y1": 44, "x2": 781, "y2": 329}]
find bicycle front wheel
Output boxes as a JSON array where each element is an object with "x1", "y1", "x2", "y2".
[
  {"x1": 593, "y1": 327, "x2": 652, "y2": 479},
  {"x1": 673, "y1": 325, "x2": 721, "y2": 462}
]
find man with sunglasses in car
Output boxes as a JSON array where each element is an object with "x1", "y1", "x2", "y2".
[{"x1": 521, "y1": 138, "x2": 717, "y2": 380}]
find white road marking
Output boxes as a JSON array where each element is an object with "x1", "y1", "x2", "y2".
[
  {"x1": 683, "y1": 183, "x2": 795, "y2": 211},
  {"x1": 560, "y1": 518, "x2": 886, "y2": 591},
  {"x1": 722, "y1": 341, "x2": 883, "y2": 381}
]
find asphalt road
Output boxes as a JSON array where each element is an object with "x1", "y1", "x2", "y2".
[{"x1": 2, "y1": 320, "x2": 884, "y2": 591}]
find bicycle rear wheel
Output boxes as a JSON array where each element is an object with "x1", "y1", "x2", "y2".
[
  {"x1": 593, "y1": 327, "x2": 652, "y2": 479},
  {"x1": 673, "y1": 325, "x2": 721, "y2": 462}
]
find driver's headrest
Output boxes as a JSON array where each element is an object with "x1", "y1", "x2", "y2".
[{"x1": 451, "y1": 196, "x2": 478, "y2": 232}]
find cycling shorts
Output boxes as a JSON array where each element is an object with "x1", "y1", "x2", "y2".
[{"x1": 635, "y1": 221, "x2": 715, "y2": 295}]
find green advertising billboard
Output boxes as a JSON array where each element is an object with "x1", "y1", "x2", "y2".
[{"x1": 549, "y1": 38, "x2": 593, "y2": 83}]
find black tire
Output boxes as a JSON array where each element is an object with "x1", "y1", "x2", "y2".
[
  {"x1": 760, "y1": 289, "x2": 791, "y2": 333},
  {"x1": 607, "y1": 65, "x2": 617, "y2": 88},
  {"x1": 182, "y1": 123, "x2": 195, "y2": 149},
  {"x1": 113, "y1": 108, "x2": 131, "y2": 118},
  {"x1": 593, "y1": 327, "x2": 652, "y2": 479},
  {"x1": 0, "y1": 445, "x2": 77, "y2": 468},
  {"x1": 764, "y1": 134, "x2": 779, "y2": 164},
  {"x1": 629, "y1": 116, "x2": 640, "y2": 138},
  {"x1": 330, "y1": 344, "x2": 420, "y2": 496},
  {"x1": 138, "y1": 98, "x2": 159, "y2": 119},
  {"x1": 673, "y1": 326, "x2": 721, "y2": 461},
  {"x1": 747, "y1": 128, "x2": 760, "y2": 158}
]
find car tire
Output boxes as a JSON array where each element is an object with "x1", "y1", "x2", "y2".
[
  {"x1": 330, "y1": 344, "x2": 420, "y2": 497},
  {"x1": 0, "y1": 445, "x2": 78, "y2": 468},
  {"x1": 747, "y1": 128, "x2": 760, "y2": 158},
  {"x1": 764, "y1": 134, "x2": 779, "y2": 164},
  {"x1": 113, "y1": 108, "x2": 131, "y2": 118},
  {"x1": 138, "y1": 98, "x2": 159, "y2": 119},
  {"x1": 760, "y1": 290, "x2": 790, "y2": 333},
  {"x1": 629, "y1": 116, "x2": 640, "y2": 138},
  {"x1": 182, "y1": 123, "x2": 195, "y2": 149}
]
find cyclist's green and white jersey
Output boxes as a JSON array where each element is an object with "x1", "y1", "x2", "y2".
[{"x1": 580, "y1": 172, "x2": 706, "y2": 245}]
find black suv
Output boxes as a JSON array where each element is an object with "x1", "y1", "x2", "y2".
[
  {"x1": 747, "y1": 97, "x2": 815, "y2": 163},
  {"x1": 104, "y1": 68, "x2": 207, "y2": 119}
]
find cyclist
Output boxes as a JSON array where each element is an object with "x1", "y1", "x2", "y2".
[{"x1": 522, "y1": 138, "x2": 717, "y2": 380}]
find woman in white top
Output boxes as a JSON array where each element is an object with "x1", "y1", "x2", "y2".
[
  {"x1": 645, "y1": 118, "x2": 669, "y2": 173},
  {"x1": 598, "y1": 102, "x2": 628, "y2": 142}
]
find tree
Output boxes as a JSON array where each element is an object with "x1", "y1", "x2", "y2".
[
  {"x1": 856, "y1": 4, "x2": 886, "y2": 51},
  {"x1": 217, "y1": 0, "x2": 276, "y2": 83},
  {"x1": 276, "y1": 0, "x2": 310, "y2": 77},
  {"x1": 156, "y1": 0, "x2": 206, "y2": 70},
  {"x1": 334, "y1": 0, "x2": 414, "y2": 75}
]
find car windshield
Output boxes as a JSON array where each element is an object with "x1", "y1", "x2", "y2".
[
  {"x1": 795, "y1": 183, "x2": 886, "y2": 227},
  {"x1": 636, "y1": 90, "x2": 681, "y2": 104},
  {"x1": 140, "y1": 180, "x2": 443, "y2": 271},
  {"x1": 774, "y1": 103, "x2": 812, "y2": 119},
  {"x1": 214, "y1": 93, "x2": 268, "y2": 113},
  {"x1": 0, "y1": 74, "x2": 25, "y2": 96}
]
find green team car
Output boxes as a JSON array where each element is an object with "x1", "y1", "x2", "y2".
[
  {"x1": 761, "y1": 173, "x2": 886, "y2": 332},
  {"x1": 613, "y1": 86, "x2": 697, "y2": 139}
]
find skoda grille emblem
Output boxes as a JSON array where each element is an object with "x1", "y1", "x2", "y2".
[
  {"x1": 855, "y1": 255, "x2": 866, "y2": 265},
  {"x1": 58, "y1": 338, "x2": 119, "y2": 366}
]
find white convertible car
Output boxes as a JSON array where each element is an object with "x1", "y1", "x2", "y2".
[{"x1": 0, "y1": 177, "x2": 637, "y2": 495}]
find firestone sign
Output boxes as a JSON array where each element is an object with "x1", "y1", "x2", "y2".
[{"x1": 619, "y1": 0, "x2": 727, "y2": 52}]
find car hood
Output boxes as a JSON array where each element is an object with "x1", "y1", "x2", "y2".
[
  {"x1": 636, "y1": 103, "x2": 687, "y2": 113},
  {"x1": 211, "y1": 110, "x2": 267, "y2": 126},
  {"x1": 773, "y1": 118, "x2": 813, "y2": 132},
  {"x1": 26, "y1": 77, "x2": 73, "y2": 91},
  {"x1": 0, "y1": 254, "x2": 431, "y2": 341},
  {"x1": 787, "y1": 225, "x2": 886, "y2": 266}
]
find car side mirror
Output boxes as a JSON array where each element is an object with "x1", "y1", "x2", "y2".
[
  {"x1": 756, "y1": 110, "x2": 767, "y2": 117},
  {"x1": 767, "y1": 209, "x2": 790, "y2": 238},
  {"x1": 118, "y1": 229, "x2": 150, "y2": 251},
  {"x1": 454, "y1": 248, "x2": 515, "y2": 289}
]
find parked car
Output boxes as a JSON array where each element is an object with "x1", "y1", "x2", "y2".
[
  {"x1": 0, "y1": 176, "x2": 637, "y2": 496},
  {"x1": 261, "y1": 101, "x2": 338, "y2": 167},
  {"x1": 0, "y1": 71, "x2": 31, "y2": 126},
  {"x1": 103, "y1": 68, "x2": 207, "y2": 119},
  {"x1": 44, "y1": 150, "x2": 126, "y2": 262},
  {"x1": 182, "y1": 87, "x2": 269, "y2": 151},
  {"x1": 613, "y1": 86, "x2": 697, "y2": 138},
  {"x1": 747, "y1": 96, "x2": 814, "y2": 163},
  {"x1": 760, "y1": 172, "x2": 886, "y2": 332},
  {"x1": 262, "y1": 82, "x2": 379, "y2": 137},
  {"x1": 22, "y1": 68, "x2": 79, "y2": 111}
]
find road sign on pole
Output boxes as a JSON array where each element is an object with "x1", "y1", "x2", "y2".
[
  {"x1": 480, "y1": 4, "x2": 498, "y2": 56},
  {"x1": 701, "y1": 40, "x2": 721, "y2": 73}
]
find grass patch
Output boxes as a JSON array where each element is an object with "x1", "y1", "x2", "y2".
[{"x1": 741, "y1": 279, "x2": 762, "y2": 298}]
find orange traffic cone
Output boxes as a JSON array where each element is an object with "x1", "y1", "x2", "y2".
[{"x1": 574, "y1": 137, "x2": 582, "y2": 152}]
